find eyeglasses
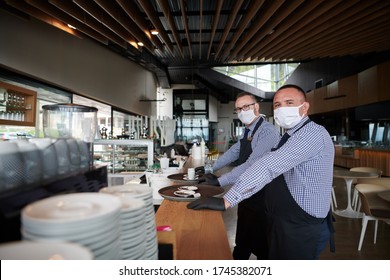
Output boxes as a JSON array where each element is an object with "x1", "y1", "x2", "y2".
[{"x1": 234, "y1": 102, "x2": 256, "y2": 113}]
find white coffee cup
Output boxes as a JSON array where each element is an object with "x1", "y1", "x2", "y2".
[
  {"x1": 160, "y1": 157, "x2": 169, "y2": 169},
  {"x1": 187, "y1": 168, "x2": 195, "y2": 180}
]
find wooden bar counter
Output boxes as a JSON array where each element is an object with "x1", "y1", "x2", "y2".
[
  {"x1": 154, "y1": 155, "x2": 233, "y2": 260},
  {"x1": 155, "y1": 199, "x2": 233, "y2": 260}
]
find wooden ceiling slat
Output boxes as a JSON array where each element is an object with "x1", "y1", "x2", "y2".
[
  {"x1": 251, "y1": 0, "x2": 344, "y2": 60},
  {"x1": 242, "y1": 0, "x2": 328, "y2": 60},
  {"x1": 4, "y1": 0, "x2": 84, "y2": 40},
  {"x1": 263, "y1": 0, "x2": 385, "y2": 60},
  {"x1": 93, "y1": 0, "x2": 157, "y2": 53},
  {"x1": 46, "y1": 0, "x2": 127, "y2": 48},
  {"x1": 17, "y1": 0, "x2": 111, "y2": 45},
  {"x1": 290, "y1": 21, "x2": 390, "y2": 59},
  {"x1": 199, "y1": 0, "x2": 202, "y2": 60},
  {"x1": 136, "y1": 0, "x2": 175, "y2": 56},
  {"x1": 214, "y1": 0, "x2": 244, "y2": 59},
  {"x1": 280, "y1": 23, "x2": 390, "y2": 59},
  {"x1": 262, "y1": 1, "x2": 368, "y2": 60},
  {"x1": 294, "y1": 32, "x2": 390, "y2": 60},
  {"x1": 156, "y1": 0, "x2": 184, "y2": 58},
  {"x1": 180, "y1": 0, "x2": 193, "y2": 59},
  {"x1": 231, "y1": 0, "x2": 293, "y2": 61},
  {"x1": 2, "y1": 0, "x2": 389, "y2": 80},
  {"x1": 220, "y1": 0, "x2": 265, "y2": 60},
  {"x1": 72, "y1": 0, "x2": 142, "y2": 49},
  {"x1": 268, "y1": 2, "x2": 390, "y2": 61},
  {"x1": 115, "y1": 0, "x2": 165, "y2": 53}
]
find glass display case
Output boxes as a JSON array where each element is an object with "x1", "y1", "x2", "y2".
[{"x1": 93, "y1": 139, "x2": 154, "y2": 185}]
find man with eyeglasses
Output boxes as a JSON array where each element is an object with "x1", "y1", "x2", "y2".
[
  {"x1": 199, "y1": 92, "x2": 279, "y2": 260},
  {"x1": 189, "y1": 85, "x2": 335, "y2": 260}
]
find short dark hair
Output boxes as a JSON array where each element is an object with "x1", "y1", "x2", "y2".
[
  {"x1": 276, "y1": 84, "x2": 306, "y2": 101},
  {"x1": 236, "y1": 92, "x2": 259, "y2": 103}
]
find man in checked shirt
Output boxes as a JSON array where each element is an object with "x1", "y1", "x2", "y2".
[
  {"x1": 189, "y1": 84, "x2": 335, "y2": 260},
  {"x1": 198, "y1": 92, "x2": 280, "y2": 260}
]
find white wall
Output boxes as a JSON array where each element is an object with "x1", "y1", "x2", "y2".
[
  {"x1": 208, "y1": 95, "x2": 218, "y2": 122},
  {"x1": 0, "y1": 10, "x2": 156, "y2": 116},
  {"x1": 156, "y1": 87, "x2": 173, "y2": 119},
  {"x1": 216, "y1": 102, "x2": 235, "y2": 152}
]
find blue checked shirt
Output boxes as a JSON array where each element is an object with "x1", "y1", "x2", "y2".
[
  {"x1": 213, "y1": 116, "x2": 280, "y2": 186},
  {"x1": 224, "y1": 117, "x2": 335, "y2": 218}
]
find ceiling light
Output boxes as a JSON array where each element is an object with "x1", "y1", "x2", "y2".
[
  {"x1": 67, "y1": 24, "x2": 76, "y2": 30},
  {"x1": 137, "y1": 42, "x2": 144, "y2": 46},
  {"x1": 150, "y1": 29, "x2": 159, "y2": 35}
]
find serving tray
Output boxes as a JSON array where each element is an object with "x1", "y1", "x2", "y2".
[{"x1": 158, "y1": 185, "x2": 224, "y2": 202}]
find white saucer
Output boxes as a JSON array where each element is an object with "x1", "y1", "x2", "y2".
[{"x1": 183, "y1": 175, "x2": 199, "y2": 180}]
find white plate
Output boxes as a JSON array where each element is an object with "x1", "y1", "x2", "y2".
[
  {"x1": 174, "y1": 190, "x2": 196, "y2": 197},
  {"x1": 22, "y1": 215, "x2": 121, "y2": 238},
  {"x1": 100, "y1": 184, "x2": 152, "y2": 199},
  {"x1": 0, "y1": 241, "x2": 93, "y2": 260},
  {"x1": 22, "y1": 193, "x2": 122, "y2": 225},
  {"x1": 178, "y1": 186, "x2": 198, "y2": 191}
]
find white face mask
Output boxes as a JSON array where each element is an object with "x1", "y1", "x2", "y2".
[
  {"x1": 274, "y1": 104, "x2": 304, "y2": 129},
  {"x1": 238, "y1": 109, "x2": 257, "y2": 125}
]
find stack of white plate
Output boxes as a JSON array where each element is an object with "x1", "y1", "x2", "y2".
[
  {"x1": 100, "y1": 184, "x2": 158, "y2": 260},
  {"x1": 0, "y1": 241, "x2": 93, "y2": 260},
  {"x1": 111, "y1": 195, "x2": 147, "y2": 259},
  {"x1": 21, "y1": 193, "x2": 122, "y2": 260}
]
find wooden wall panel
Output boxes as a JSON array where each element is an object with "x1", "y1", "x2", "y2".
[
  {"x1": 358, "y1": 66, "x2": 378, "y2": 105},
  {"x1": 306, "y1": 90, "x2": 316, "y2": 115},
  {"x1": 339, "y1": 74, "x2": 358, "y2": 108},
  {"x1": 312, "y1": 87, "x2": 327, "y2": 113},
  {"x1": 326, "y1": 81, "x2": 338, "y2": 99},
  {"x1": 377, "y1": 60, "x2": 390, "y2": 102}
]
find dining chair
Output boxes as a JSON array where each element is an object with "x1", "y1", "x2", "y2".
[
  {"x1": 354, "y1": 183, "x2": 390, "y2": 251},
  {"x1": 349, "y1": 167, "x2": 382, "y2": 211},
  {"x1": 330, "y1": 185, "x2": 338, "y2": 211}
]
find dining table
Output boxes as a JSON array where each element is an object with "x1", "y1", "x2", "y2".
[
  {"x1": 377, "y1": 190, "x2": 390, "y2": 202},
  {"x1": 333, "y1": 169, "x2": 379, "y2": 218}
]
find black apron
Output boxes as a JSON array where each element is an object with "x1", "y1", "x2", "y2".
[
  {"x1": 261, "y1": 120, "x2": 335, "y2": 259},
  {"x1": 232, "y1": 117, "x2": 268, "y2": 260}
]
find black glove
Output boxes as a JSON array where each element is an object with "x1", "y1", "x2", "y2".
[
  {"x1": 187, "y1": 197, "x2": 225, "y2": 211},
  {"x1": 198, "y1": 173, "x2": 220, "y2": 186},
  {"x1": 195, "y1": 166, "x2": 205, "y2": 174}
]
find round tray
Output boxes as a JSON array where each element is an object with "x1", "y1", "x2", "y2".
[
  {"x1": 158, "y1": 185, "x2": 224, "y2": 202},
  {"x1": 167, "y1": 173, "x2": 199, "y2": 184}
]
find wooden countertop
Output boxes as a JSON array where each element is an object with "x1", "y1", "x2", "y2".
[
  {"x1": 155, "y1": 155, "x2": 233, "y2": 260},
  {"x1": 155, "y1": 199, "x2": 233, "y2": 260}
]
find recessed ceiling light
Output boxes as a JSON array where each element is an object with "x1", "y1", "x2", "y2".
[
  {"x1": 137, "y1": 42, "x2": 144, "y2": 46},
  {"x1": 150, "y1": 29, "x2": 159, "y2": 35}
]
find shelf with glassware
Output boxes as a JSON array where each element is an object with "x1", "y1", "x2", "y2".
[{"x1": 0, "y1": 81, "x2": 37, "y2": 126}]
